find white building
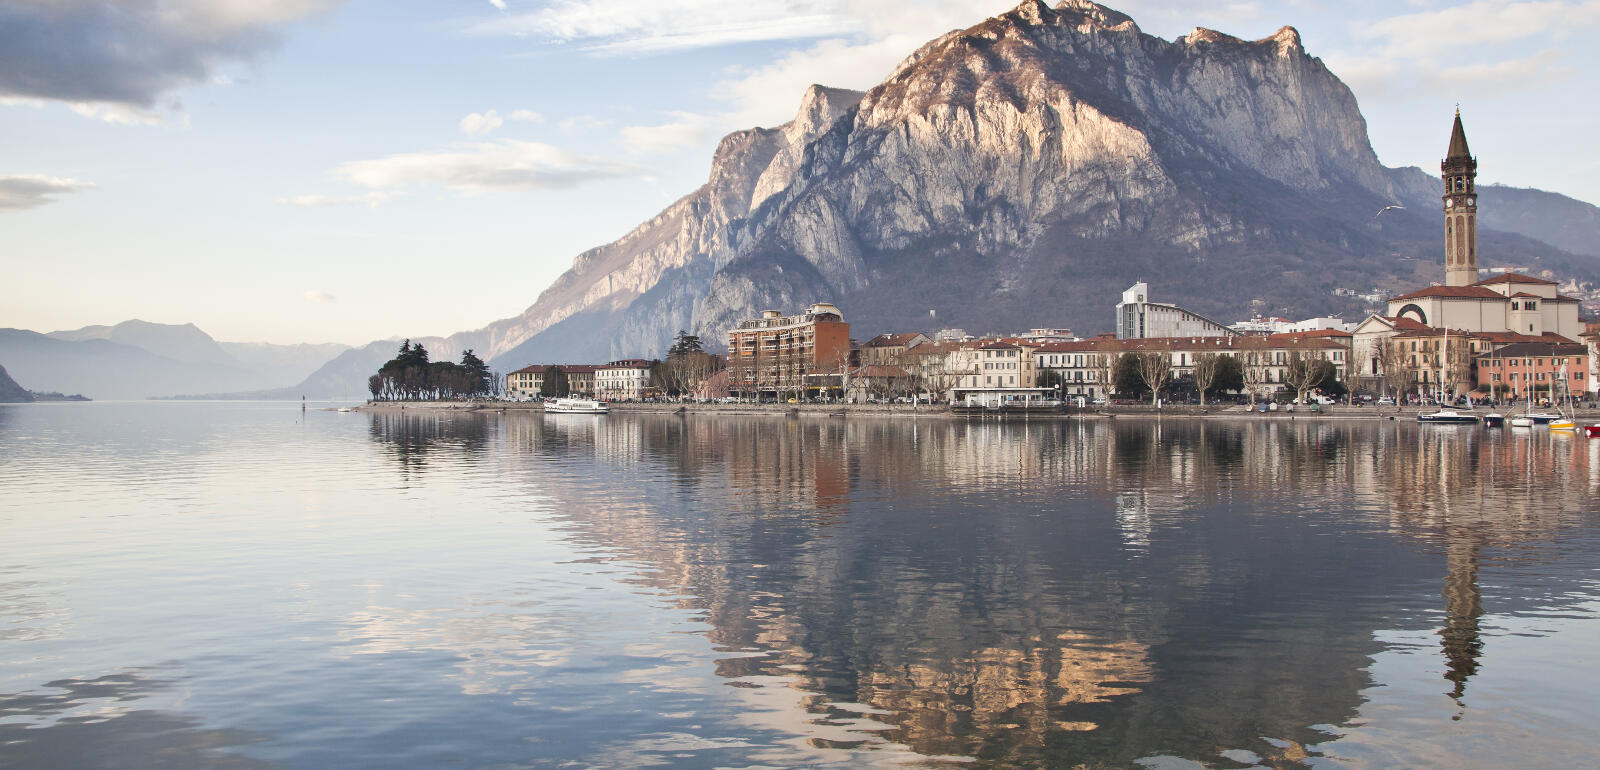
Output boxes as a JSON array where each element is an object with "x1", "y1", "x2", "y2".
[
  {"x1": 1116, "y1": 282, "x2": 1237, "y2": 339},
  {"x1": 595, "y1": 359, "x2": 656, "y2": 400}
]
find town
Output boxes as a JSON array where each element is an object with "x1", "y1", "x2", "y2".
[{"x1": 495, "y1": 114, "x2": 1595, "y2": 413}]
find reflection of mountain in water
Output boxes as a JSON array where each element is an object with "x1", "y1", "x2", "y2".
[{"x1": 369, "y1": 413, "x2": 1599, "y2": 766}]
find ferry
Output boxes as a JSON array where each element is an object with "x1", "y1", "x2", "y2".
[{"x1": 545, "y1": 397, "x2": 608, "y2": 414}]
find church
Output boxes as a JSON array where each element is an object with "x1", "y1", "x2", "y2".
[{"x1": 1352, "y1": 111, "x2": 1584, "y2": 396}]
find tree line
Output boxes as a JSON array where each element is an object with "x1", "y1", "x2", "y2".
[{"x1": 367, "y1": 340, "x2": 499, "y2": 401}]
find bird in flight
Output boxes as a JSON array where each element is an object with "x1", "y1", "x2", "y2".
[{"x1": 1374, "y1": 204, "x2": 1404, "y2": 218}]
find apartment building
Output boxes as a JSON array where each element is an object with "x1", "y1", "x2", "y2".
[{"x1": 726, "y1": 303, "x2": 851, "y2": 400}]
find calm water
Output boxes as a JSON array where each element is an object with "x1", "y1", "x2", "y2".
[{"x1": 1, "y1": 403, "x2": 1597, "y2": 768}]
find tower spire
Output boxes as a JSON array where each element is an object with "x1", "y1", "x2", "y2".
[{"x1": 1442, "y1": 110, "x2": 1479, "y2": 287}]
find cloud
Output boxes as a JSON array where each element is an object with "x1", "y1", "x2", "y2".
[
  {"x1": 509, "y1": 109, "x2": 543, "y2": 123},
  {"x1": 460, "y1": 109, "x2": 505, "y2": 136},
  {"x1": 1358, "y1": 0, "x2": 1600, "y2": 61},
  {"x1": 275, "y1": 191, "x2": 398, "y2": 208},
  {"x1": 302, "y1": 289, "x2": 337, "y2": 304},
  {"x1": 619, "y1": 112, "x2": 718, "y2": 154},
  {"x1": 475, "y1": 0, "x2": 865, "y2": 54},
  {"x1": 0, "y1": 0, "x2": 343, "y2": 111},
  {"x1": 0, "y1": 175, "x2": 97, "y2": 212},
  {"x1": 332, "y1": 139, "x2": 642, "y2": 193},
  {"x1": 488, "y1": 0, "x2": 507, "y2": 9}
]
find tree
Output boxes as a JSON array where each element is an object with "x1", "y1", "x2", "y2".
[
  {"x1": 668, "y1": 330, "x2": 703, "y2": 357},
  {"x1": 1114, "y1": 352, "x2": 1146, "y2": 399},
  {"x1": 540, "y1": 366, "x2": 569, "y2": 398},
  {"x1": 368, "y1": 373, "x2": 383, "y2": 401},
  {"x1": 1282, "y1": 351, "x2": 1328, "y2": 405},
  {"x1": 1192, "y1": 352, "x2": 1221, "y2": 408},
  {"x1": 459, "y1": 350, "x2": 492, "y2": 398},
  {"x1": 1213, "y1": 354, "x2": 1244, "y2": 396},
  {"x1": 1135, "y1": 351, "x2": 1172, "y2": 405},
  {"x1": 1381, "y1": 339, "x2": 1417, "y2": 404},
  {"x1": 1240, "y1": 351, "x2": 1271, "y2": 406},
  {"x1": 1035, "y1": 368, "x2": 1064, "y2": 390}
]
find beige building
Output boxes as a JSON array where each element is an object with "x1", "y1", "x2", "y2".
[{"x1": 506, "y1": 364, "x2": 599, "y2": 399}]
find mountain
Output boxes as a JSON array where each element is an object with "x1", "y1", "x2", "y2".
[
  {"x1": 217, "y1": 341, "x2": 353, "y2": 387},
  {"x1": 48, "y1": 320, "x2": 238, "y2": 368},
  {"x1": 457, "y1": 0, "x2": 1599, "y2": 369},
  {"x1": 0, "y1": 329, "x2": 263, "y2": 400},
  {"x1": 0, "y1": 363, "x2": 32, "y2": 403}
]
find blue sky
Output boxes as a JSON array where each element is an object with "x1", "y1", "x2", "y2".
[{"x1": 4, "y1": 0, "x2": 1598, "y2": 345}]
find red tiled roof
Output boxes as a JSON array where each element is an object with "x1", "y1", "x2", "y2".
[
  {"x1": 1509, "y1": 292, "x2": 1541, "y2": 298},
  {"x1": 1390, "y1": 285, "x2": 1506, "y2": 301},
  {"x1": 1473, "y1": 272, "x2": 1557, "y2": 286},
  {"x1": 863, "y1": 332, "x2": 926, "y2": 348},
  {"x1": 1266, "y1": 329, "x2": 1353, "y2": 341}
]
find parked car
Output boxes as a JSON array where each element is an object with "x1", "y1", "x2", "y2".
[{"x1": 1376, "y1": 396, "x2": 1395, "y2": 405}]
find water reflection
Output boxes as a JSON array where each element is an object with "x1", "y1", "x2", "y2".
[
  {"x1": 365, "y1": 412, "x2": 1599, "y2": 766},
  {"x1": 0, "y1": 672, "x2": 268, "y2": 768}
]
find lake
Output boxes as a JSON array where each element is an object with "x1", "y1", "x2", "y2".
[{"x1": 1, "y1": 402, "x2": 1597, "y2": 768}]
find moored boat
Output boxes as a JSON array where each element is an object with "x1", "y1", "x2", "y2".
[
  {"x1": 1417, "y1": 410, "x2": 1479, "y2": 424},
  {"x1": 1482, "y1": 413, "x2": 1504, "y2": 428},
  {"x1": 545, "y1": 397, "x2": 608, "y2": 414},
  {"x1": 1583, "y1": 425, "x2": 1600, "y2": 438},
  {"x1": 1510, "y1": 416, "x2": 1534, "y2": 428}
]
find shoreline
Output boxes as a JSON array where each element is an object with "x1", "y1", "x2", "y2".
[{"x1": 349, "y1": 400, "x2": 1600, "y2": 420}]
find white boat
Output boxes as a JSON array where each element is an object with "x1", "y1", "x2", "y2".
[
  {"x1": 1417, "y1": 409, "x2": 1479, "y2": 424},
  {"x1": 1510, "y1": 416, "x2": 1534, "y2": 428},
  {"x1": 545, "y1": 397, "x2": 608, "y2": 414}
]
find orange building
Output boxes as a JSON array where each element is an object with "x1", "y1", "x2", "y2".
[
  {"x1": 726, "y1": 303, "x2": 850, "y2": 400},
  {"x1": 1476, "y1": 342, "x2": 1588, "y2": 401}
]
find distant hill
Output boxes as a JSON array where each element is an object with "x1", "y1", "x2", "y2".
[
  {"x1": 8, "y1": 321, "x2": 352, "y2": 399},
  {"x1": 0, "y1": 363, "x2": 33, "y2": 403}
]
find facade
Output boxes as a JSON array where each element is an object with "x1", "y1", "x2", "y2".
[
  {"x1": 595, "y1": 359, "x2": 657, "y2": 401},
  {"x1": 1032, "y1": 334, "x2": 1350, "y2": 399},
  {"x1": 1475, "y1": 343, "x2": 1588, "y2": 400},
  {"x1": 1115, "y1": 282, "x2": 1238, "y2": 339},
  {"x1": 975, "y1": 339, "x2": 1038, "y2": 389},
  {"x1": 506, "y1": 364, "x2": 599, "y2": 398},
  {"x1": 859, "y1": 332, "x2": 931, "y2": 366},
  {"x1": 726, "y1": 303, "x2": 851, "y2": 400}
]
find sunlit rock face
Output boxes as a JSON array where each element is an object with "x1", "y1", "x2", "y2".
[{"x1": 482, "y1": 0, "x2": 1593, "y2": 368}]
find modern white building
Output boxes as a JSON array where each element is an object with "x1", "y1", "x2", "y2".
[
  {"x1": 595, "y1": 358, "x2": 657, "y2": 400},
  {"x1": 1115, "y1": 282, "x2": 1238, "y2": 339}
]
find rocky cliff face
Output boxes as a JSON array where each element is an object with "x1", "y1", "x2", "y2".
[{"x1": 480, "y1": 0, "x2": 1597, "y2": 368}]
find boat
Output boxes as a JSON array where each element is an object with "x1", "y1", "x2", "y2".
[
  {"x1": 545, "y1": 397, "x2": 608, "y2": 414},
  {"x1": 1583, "y1": 425, "x2": 1600, "y2": 438},
  {"x1": 1417, "y1": 410, "x2": 1480, "y2": 424},
  {"x1": 1510, "y1": 416, "x2": 1534, "y2": 428},
  {"x1": 1482, "y1": 413, "x2": 1504, "y2": 428}
]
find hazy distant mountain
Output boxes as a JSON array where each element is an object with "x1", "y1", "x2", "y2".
[
  {"x1": 49, "y1": 320, "x2": 238, "y2": 368},
  {"x1": 0, "y1": 363, "x2": 32, "y2": 403},
  {"x1": 432, "y1": 0, "x2": 1600, "y2": 369},
  {"x1": 217, "y1": 341, "x2": 352, "y2": 387},
  {"x1": 0, "y1": 329, "x2": 260, "y2": 400}
]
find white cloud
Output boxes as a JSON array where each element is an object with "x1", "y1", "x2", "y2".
[
  {"x1": 302, "y1": 289, "x2": 337, "y2": 304},
  {"x1": 460, "y1": 109, "x2": 504, "y2": 136},
  {"x1": 0, "y1": 175, "x2": 97, "y2": 212},
  {"x1": 620, "y1": 112, "x2": 717, "y2": 154},
  {"x1": 332, "y1": 139, "x2": 641, "y2": 193},
  {"x1": 475, "y1": 0, "x2": 866, "y2": 53},
  {"x1": 276, "y1": 191, "x2": 398, "y2": 208},
  {"x1": 1358, "y1": 0, "x2": 1600, "y2": 61},
  {"x1": 509, "y1": 109, "x2": 544, "y2": 123},
  {"x1": 68, "y1": 101, "x2": 167, "y2": 126},
  {"x1": 488, "y1": 0, "x2": 507, "y2": 9}
]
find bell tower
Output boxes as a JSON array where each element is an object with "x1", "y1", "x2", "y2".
[{"x1": 1442, "y1": 109, "x2": 1478, "y2": 287}]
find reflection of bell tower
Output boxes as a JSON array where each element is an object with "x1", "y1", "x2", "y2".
[
  {"x1": 1443, "y1": 109, "x2": 1479, "y2": 287},
  {"x1": 1439, "y1": 539, "x2": 1483, "y2": 714}
]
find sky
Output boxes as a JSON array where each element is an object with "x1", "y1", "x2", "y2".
[{"x1": 3, "y1": 0, "x2": 1599, "y2": 346}]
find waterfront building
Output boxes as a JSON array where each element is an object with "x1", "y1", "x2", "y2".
[
  {"x1": 1475, "y1": 342, "x2": 1588, "y2": 401},
  {"x1": 595, "y1": 359, "x2": 657, "y2": 401},
  {"x1": 859, "y1": 333, "x2": 931, "y2": 366},
  {"x1": 1353, "y1": 111, "x2": 1583, "y2": 395},
  {"x1": 1032, "y1": 334, "x2": 1348, "y2": 399},
  {"x1": 506, "y1": 363, "x2": 600, "y2": 399},
  {"x1": 726, "y1": 303, "x2": 851, "y2": 400},
  {"x1": 975, "y1": 339, "x2": 1039, "y2": 389},
  {"x1": 1115, "y1": 281, "x2": 1238, "y2": 339}
]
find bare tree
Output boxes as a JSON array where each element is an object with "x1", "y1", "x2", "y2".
[
  {"x1": 1135, "y1": 351, "x2": 1172, "y2": 406},
  {"x1": 1241, "y1": 350, "x2": 1271, "y2": 406},
  {"x1": 1381, "y1": 339, "x2": 1418, "y2": 404},
  {"x1": 1281, "y1": 351, "x2": 1328, "y2": 406},
  {"x1": 1192, "y1": 352, "x2": 1221, "y2": 409}
]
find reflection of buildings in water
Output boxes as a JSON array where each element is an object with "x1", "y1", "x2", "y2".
[{"x1": 365, "y1": 413, "x2": 1598, "y2": 763}]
